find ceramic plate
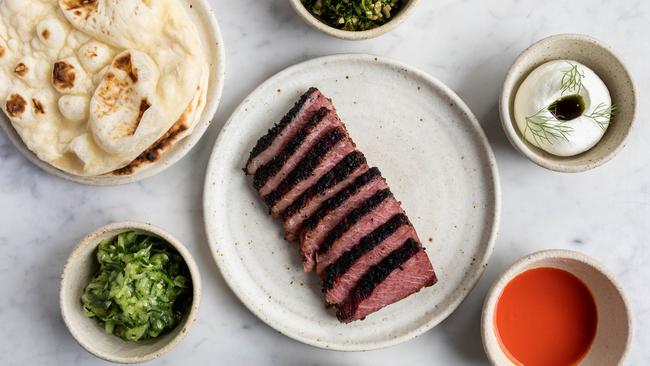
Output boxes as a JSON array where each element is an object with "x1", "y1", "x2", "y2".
[
  {"x1": 204, "y1": 54, "x2": 500, "y2": 351},
  {"x1": 0, "y1": 0, "x2": 225, "y2": 185}
]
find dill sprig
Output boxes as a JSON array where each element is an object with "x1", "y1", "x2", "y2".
[
  {"x1": 585, "y1": 103, "x2": 617, "y2": 130},
  {"x1": 524, "y1": 107, "x2": 574, "y2": 145},
  {"x1": 560, "y1": 62, "x2": 585, "y2": 95}
]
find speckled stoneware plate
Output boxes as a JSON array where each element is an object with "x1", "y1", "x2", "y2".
[
  {"x1": 0, "y1": 0, "x2": 225, "y2": 185},
  {"x1": 204, "y1": 54, "x2": 500, "y2": 351}
]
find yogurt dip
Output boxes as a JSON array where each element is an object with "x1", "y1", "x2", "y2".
[{"x1": 514, "y1": 60, "x2": 614, "y2": 156}]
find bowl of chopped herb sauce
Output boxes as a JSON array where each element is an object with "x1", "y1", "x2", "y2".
[
  {"x1": 60, "y1": 222, "x2": 201, "y2": 364},
  {"x1": 290, "y1": 0, "x2": 420, "y2": 40}
]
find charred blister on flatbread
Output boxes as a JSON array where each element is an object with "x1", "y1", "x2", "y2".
[
  {"x1": 60, "y1": 0, "x2": 98, "y2": 19},
  {"x1": 14, "y1": 63, "x2": 28, "y2": 77},
  {"x1": 113, "y1": 53, "x2": 138, "y2": 82},
  {"x1": 111, "y1": 95, "x2": 197, "y2": 175},
  {"x1": 130, "y1": 98, "x2": 151, "y2": 135},
  {"x1": 32, "y1": 99, "x2": 45, "y2": 114},
  {"x1": 6, "y1": 94, "x2": 27, "y2": 118},
  {"x1": 111, "y1": 120, "x2": 188, "y2": 175},
  {"x1": 52, "y1": 61, "x2": 76, "y2": 89}
]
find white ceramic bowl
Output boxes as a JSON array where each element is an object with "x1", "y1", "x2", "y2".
[
  {"x1": 289, "y1": 0, "x2": 420, "y2": 40},
  {"x1": 500, "y1": 34, "x2": 636, "y2": 172},
  {"x1": 0, "y1": 0, "x2": 226, "y2": 185},
  {"x1": 60, "y1": 222, "x2": 202, "y2": 364},
  {"x1": 482, "y1": 249, "x2": 632, "y2": 366}
]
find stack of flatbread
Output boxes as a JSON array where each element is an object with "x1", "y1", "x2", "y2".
[{"x1": 0, "y1": 0, "x2": 208, "y2": 176}]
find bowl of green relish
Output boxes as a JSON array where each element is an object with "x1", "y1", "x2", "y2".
[
  {"x1": 60, "y1": 222, "x2": 201, "y2": 364},
  {"x1": 290, "y1": 0, "x2": 420, "y2": 40}
]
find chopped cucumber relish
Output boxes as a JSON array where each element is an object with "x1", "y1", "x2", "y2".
[
  {"x1": 81, "y1": 231, "x2": 192, "y2": 342},
  {"x1": 302, "y1": 0, "x2": 403, "y2": 31}
]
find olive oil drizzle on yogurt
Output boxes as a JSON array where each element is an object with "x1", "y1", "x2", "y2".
[
  {"x1": 522, "y1": 62, "x2": 616, "y2": 147},
  {"x1": 549, "y1": 94, "x2": 586, "y2": 121}
]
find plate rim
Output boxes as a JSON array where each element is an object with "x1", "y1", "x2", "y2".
[
  {"x1": 203, "y1": 53, "x2": 501, "y2": 351},
  {"x1": 0, "y1": 0, "x2": 226, "y2": 186}
]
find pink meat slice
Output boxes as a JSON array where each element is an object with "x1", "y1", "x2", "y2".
[
  {"x1": 283, "y1": 163, "x2": 369, "y2": 241},
  {"x1": 316, "y1": 196, "x2": 404, "y2": 274},
  {"x1": 323, "y1": 225, "x2": 418, "y2": 305},
  {"x1": 245, "y1": 90, "x2": 333, "y2": 175},
  {"x1": 337, "y1": 249, "x2": 437, "y2": 322},
  {"x1": 299, "y1": 176, "x2": 388, "y2": 272},
  {"x1": 258, "y1": 112, "x2": 345, "y2": 197},
  {"x1": 270, "y1": 139, "x2": 356, "y2": 218}
]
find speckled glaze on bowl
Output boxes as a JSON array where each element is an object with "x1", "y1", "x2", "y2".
[
  {"x1": 60, "y1": 222, "x2": 202, "y2": 364},
  {"x1": 500, "y1": 34, "x2": 636, "y2": 172},
  {"x1": 0, "y1": 0, "x2": 225, "y2": 185},
  {"x1": 482, "y1": 249, "x2": 632, "y2": 366},
  {"x1": 289, "y1": 0, "x2": 420, "y2": 40}
]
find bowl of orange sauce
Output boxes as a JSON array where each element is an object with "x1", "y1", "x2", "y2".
[{"x1": 482, "y1": 250, "x2": 631, "y2": 366}]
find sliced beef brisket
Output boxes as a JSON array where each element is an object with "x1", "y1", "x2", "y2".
[
  {"x1": 337, "y1": 240, "x2": 437, "y2": 322},
  {"x1": 300, "y1": 179, "x2": 389, "y2": 272},
  {"x1": 282, "y1": 151, "x2": 368, "y2": 241},
  {"x1": 244, "y1": 87, "x2": 438, "y2": 323},
  {"x1": 269, "y1": 137, "x2": 357, "y2": 217},
  {"x1": 245, "y1": 88, "x2": 333, "y2": 175},
  {"x1": 323, "y1": 223, "x2": 418, "y2": 305},
  {"x1": 255, "y1": 108, "x2": 343, "y2": 196}
]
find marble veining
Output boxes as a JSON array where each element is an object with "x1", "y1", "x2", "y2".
[{"x1": 1, "y1": 0, "x2": 648, "y2": 364}]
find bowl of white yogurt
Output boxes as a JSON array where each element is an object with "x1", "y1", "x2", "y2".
[{"x1": 500, "y1": 34, "x2": 636, "y2": 172}]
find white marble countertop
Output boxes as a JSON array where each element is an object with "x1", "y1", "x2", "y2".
[{"x1": 1, "y1": 0, "x2": 648, "y2": 364}]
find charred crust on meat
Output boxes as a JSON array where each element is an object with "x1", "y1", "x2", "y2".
[
  {"x1": 263, "y1": 128, "x2": 345, "y2": 209},
  {"x1": 14, "y1": 63, "x2": 28, "y2": 77},
  {"x1": 52, "y1": 61, "x2": 76, "y2": 89},
  {"x1": 113, "y1": 53, "x2": 138, "y2": 82},
  {"x1": 323, "y1": 214, "x2": 410, "y2": 290},
  {"x1": 32, "y1": 99, "x2": 45, "y2": 114},
  {"x1": 5, "y1": 94, "x2": 27, "y2": 117},
  {"x1": 336, "y1": 239, "x2": 421, "y2": 321},
  {"x1": 253, "y1": 107, "x2": 329, "y2": 190},
  {"x1": 281, "y1": 151, "x2": 367, "y2": 220},
  {"x1": 352, "y1": 239, "x2": 420, "y2": 299},
  {"x1": 302, "y1": 168, "x2": 382, "y2": 231},
  {"x1": 245, "y1": 87, "x2": 318, "y2": 170},
  {"x1": 318, "y1": 189, "x2": 393, "y2": 256}
]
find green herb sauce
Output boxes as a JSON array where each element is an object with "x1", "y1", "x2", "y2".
[
  {"x1": 301, "y1": 0, "x2": 403, "y2": 31},
  {"x1": 81, "y1": 231, "x2": 192, "y2": 342}
]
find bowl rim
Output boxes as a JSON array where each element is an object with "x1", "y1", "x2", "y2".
[
  {"x1": 480, "y1": 249, "x2": 633, "y2": 366},
  {"x1": 0, "y1": 0, "x2": 226, "y2": 186},
  {"x1": 288, "y1": 0, "x2": 421, "y2": 40},
  {"x1": 59, "y1": 221, "x2": 202, "y2": 364},
  {"x1": 499, "y1": 33, "x2": 637, "y2": 173}
]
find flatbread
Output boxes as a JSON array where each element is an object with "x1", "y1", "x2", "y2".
[{"x1": 0, "y1": 0, "x2": 208, "y2": 176}]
